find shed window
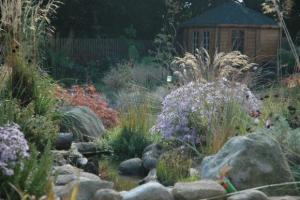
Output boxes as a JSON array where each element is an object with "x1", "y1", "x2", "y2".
[
  {"x1": 193, "y1": 31, "x2": 210, "y2": 53},
  {"x1": 193, "y1": 31, "x2": 200, "y2": 54},
  {"x1": 232, "y1": 30, "x2": 245, "y2": 53},
  {"x1": 203, "y1": 31, "x2": 210, "y2": 50}
]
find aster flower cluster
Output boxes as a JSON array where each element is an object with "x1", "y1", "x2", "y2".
[
  {"x1": 152, "y1": 79, "x2": 261, "y2": 143},
  {"x1": 0, "y1": 124, "x2": 29, "y2": 176}
]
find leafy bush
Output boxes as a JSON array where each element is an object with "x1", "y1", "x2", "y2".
[
  {"x1": 0, "y1": 99, "x2": 59, "y2": 150},
  {"x1": 152, "y1": 79, "x2": 260, "y2": 146},
  {"x1": 108, "y1": 127, "x2": 152, "y2": 160},
  {"x1": 46, "y1": 50, "x2": 112, "y2": 86},
  {"x1": 104, "y1": 103, "x2": 154, "y2": 160},
  {"x1": 56, "y1": 85, "x2": 119, "y2": 129},
  {"x1": 102, "y1": 59, "x2": 168, "y2": 91},
  {"x1": 0, "y1": 144, "x2": 53, "y2": 199},
  {"x1": 157, "y1": 150, "x2": 192, "y2": 186}
]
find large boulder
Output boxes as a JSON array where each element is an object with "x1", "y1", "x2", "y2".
[
  {"x1": 62, "y1": 106, "x2": 106, "y2": 141},
  {"x1": 228, "y1": 190, "x2": 269, "y2": 200},
  {"x1": 121, "y1": 182, "x2": 173, "y2": 200},
  {"x1": 172, "y1": 180, "x2": 226, "y2": 200},
  {"x1": 142, "y1": 144, "x2": 163, "y2": 170},
  {"x1": 94, "y1": 189, "x2": 122, "y2": 200},
  {"x1": 119, "y1": 158, "x2": 145, "y2": 176},
  {"x1": 200, "y1": 133, "x2": 297, "y2": 196},
  {"x1": 269, "y1": 197, "x2": 300, "y2": 200}
]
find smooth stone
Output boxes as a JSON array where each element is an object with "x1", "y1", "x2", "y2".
[
  {"x1": 122, "y1": 182, "x2": 173, "y2": 200},
  {"x1": 228, "y1": 190, "x2": 269, "y2": 200},
  {"x1": 172, "y1": 180, "x2": 226, "y2": 200},
  {"x1": 93, "y1": 189, "x2": 122, "y2": 200}
]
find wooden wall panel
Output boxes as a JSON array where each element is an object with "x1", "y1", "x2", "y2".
[
  {"x1": 256, "y1": 29, "x2": 280, "y2": 62},
  {"x1": 182, "y1": 26, "x2": 279, "y2": 64}
]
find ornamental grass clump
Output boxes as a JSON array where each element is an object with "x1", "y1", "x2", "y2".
[
  {"x1": 0, "y1": 124, "x2": 29, "y2": 176},
  {"x1": 171, "y1": 48, "x2": 257, "y2": 85}
]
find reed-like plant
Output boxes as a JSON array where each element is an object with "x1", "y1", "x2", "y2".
[
  {"x1": 0, "y1": 0, "x2": 62, "y2": 63},
  {"x1": 170, "y1": 48, "x2": 257, "y2": 85}
]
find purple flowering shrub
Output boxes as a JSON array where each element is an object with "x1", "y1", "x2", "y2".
[
  {"x1": 0, "y1": 124, "x2": 29, "y2": 176},
  {"x1": 152, "y1": 79, "x2": 261, "y2": 143}
]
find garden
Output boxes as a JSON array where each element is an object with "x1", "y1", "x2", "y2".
[{"x1": 1, "y1": 0, "x2": 300, "y2": 200}]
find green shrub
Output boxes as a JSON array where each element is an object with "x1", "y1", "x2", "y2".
[
  {"x1": 103, "y1": 102, "x2": 155, "y2": 160},
  {"x1": 157, "y1": 150, "x2": 192, "y2": 186},
  {"x1": 0, "y1": 144, "x2": 53, "y2": 199},
  {"x1": 0, "y1": 99, "x2": 59, "y2": 150},
  {"x1": 108, "y1": 127, "x2": 152, "y2": 160},
  {"x1": 102, "y1": 59, "x2": 168, "y2": 92}
]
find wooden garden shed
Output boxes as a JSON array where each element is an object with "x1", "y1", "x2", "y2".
[{"x1": 180, "y1": 1, "x2": 280, "y2": 63}]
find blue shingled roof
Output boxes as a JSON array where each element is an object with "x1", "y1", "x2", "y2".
[{"x1": 181, "y1": 1, "x2": 278, "y2": 27}]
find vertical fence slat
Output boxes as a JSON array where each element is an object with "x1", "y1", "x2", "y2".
[{"x1": 49, "y1": 38, "x2": 153, "y2": 64}]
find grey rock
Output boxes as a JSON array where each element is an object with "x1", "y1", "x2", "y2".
[
  {"x1": 142, "y1": 144, "x2": 163, "y2": 170},
  {"x1": 80, "y1": 172, "x2": 101, "y2": 181},
  {"x1": 54, "y1": 165, "x2": 101, "y2": 185},
  {"x1": 270, "y1": 197, "x2": 300, "y2": 200},
  {"x1": 56, "y1": 180, "x2": 114, "y2": 200},
  {"x1": 200, "y1": 133, "x2": 297, "y2": 196},
  {"x1": 53, "y1": 164, "x2": 83, "y2": 175},
  {"x1": 172, "y1": 180, "x2": 226, "y2": 200},
  {"x1": 122, "y1": 182, "x2": 173, "y2": 200},
  {"x1": 55, "y1": 132, "x2": 73, "y2": 150},
  {"x1": 228, "y1": 190, "x2": 269, "y2": 200},
  {"x1": 74, "y1": 142, "x2": 99, "y2": 154},
  {"x1": 52, "y1": 150, "x2": 69, "y2": 166},
  {"x1": 119, "y1": 158, "x2": 144, "y2": 176},
  {"x1": 94, "y1": 189, "x2": 122, "y2": 200},
  {"x1": 55, "y1": 174, "x2": 77, "y2": 185}
]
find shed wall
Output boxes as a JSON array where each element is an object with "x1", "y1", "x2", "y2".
[{"x1": 183, "y1": 26, "x2": 280, "y2": 63}]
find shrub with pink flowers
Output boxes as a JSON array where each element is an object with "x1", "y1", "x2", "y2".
[
  {"x1": 152, "y1": 79, "x2": 261, "y2": 144},
  {"x1": 0, "y1": 124, "x2": 29, "y2": 176}
]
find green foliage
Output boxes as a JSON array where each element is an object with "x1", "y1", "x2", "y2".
[
  {"x1": 179, "y1": 176, "x2": 200, "y2": 183},
  {"x1": 0, "y1": 99, "x2": 59, "y2": 151},
  {"x1": 189, "y1": 99, "x2": 254, "y2": 154},
  {"x1": 128, "y1": 45, "x2": 140, "y2": 61},
  {"x1": 102, "y1": 59, "x2": 168, "y2": 92},
  {"x1": 46, "y1": 50, "x2": 112, "y2": 86},
  {"x1": 157, "y1": 150, "x2": 192, "y2": 186},
  {"x1": 279, "y1": 46, "x2": 300, "y2": 75},
  {"x1": 0, "y1": 0, "x2": 61, "y2": 150},
  {"x1": 102, "y1": 103, "x2": 156, "y2": 160},
  {"x1": 108, "y1": 127, "x2": 152, "y2": 160},
  {"x1": 0, "y1": 144, "x2": 53, "y2": 199}
]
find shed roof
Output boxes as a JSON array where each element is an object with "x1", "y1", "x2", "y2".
[{"x1": 181, "y1": 1, "x2": 278, "y2": 28}]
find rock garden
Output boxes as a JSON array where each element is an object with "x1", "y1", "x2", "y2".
[{"x1": 1, "y1": 1, "x2": 300, "y2": 200}]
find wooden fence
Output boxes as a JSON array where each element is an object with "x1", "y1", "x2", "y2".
[{"x1": 49, "y1": 38, "x2": 153, "y2": 64}]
